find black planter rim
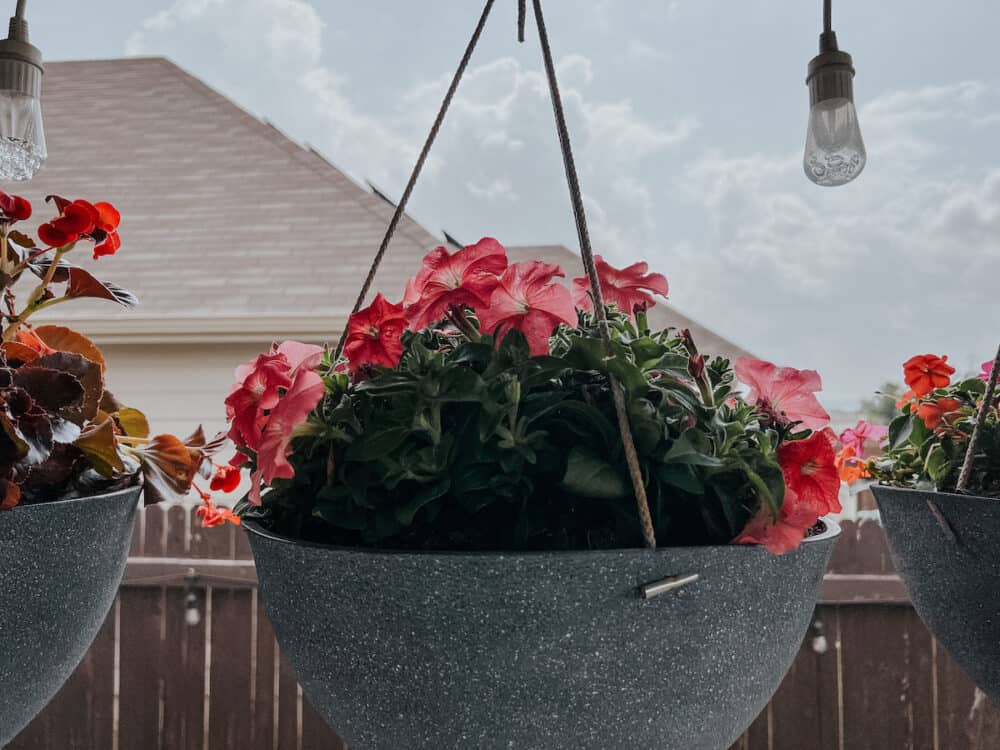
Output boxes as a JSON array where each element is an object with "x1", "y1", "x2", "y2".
[
  {"x1": 872, "y1": 483, "x2": 1000, "y2": 504},
  {"x1": 244, "y1": 516, "x2": 841, "y2": 557},
  {"x1": 2, "y1": 484, "x2": 141, "y2": 515}
]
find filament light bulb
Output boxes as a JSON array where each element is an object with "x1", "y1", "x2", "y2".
[{"x1": 804, "y1": 31, "x2": 865, "y2": 187}]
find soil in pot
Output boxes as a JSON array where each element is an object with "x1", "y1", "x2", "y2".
[{"x1": 0, "y1": 486, "x2": 141, "y2": 746}]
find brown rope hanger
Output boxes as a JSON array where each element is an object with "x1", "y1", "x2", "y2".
[{"x1": 335, "y1": 0, "x2": 658, "y2": 548}]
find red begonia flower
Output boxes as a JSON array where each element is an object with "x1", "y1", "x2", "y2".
[
  {"x1": 209, "y1": 464, "x2": 242, "y2": 493},
  {"x1": 403, "y1": 237, "x2": 507, "y2": 330},
  {"x1": 478, "y1": 261, "x2": 577, "y2": 356},
  {"x1": 917, "y1": 397, "x2": 963, "y2": 430},
  {"x1": 903, "y1": 354, "x2": 955, "y2": 398},
  {"x1": 196, "y1": 497, "x2": 241, "y2": 527},
  {"x1": 343, "y1": 293, "x2": 407, "y2": 373},
  {"x1": 735, "y1": 357, "x2": 831, "y2": 431},
  {"x1": 572, "y1": 255, "x2": 669, "y2": 318},
  {"x1": 0, "y1": 191, "x2": 31, "y2": 223},
  {"x1": 92, "y1": 201, "x2": 122, "y2": 259}
]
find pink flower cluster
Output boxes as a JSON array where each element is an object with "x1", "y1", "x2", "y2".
[
  {"x1": 343, "y1": 238, "x2": 669, "y2": 369},
  {"x1": 224, "y1": 341, "x2": 326, "y2": 504}
]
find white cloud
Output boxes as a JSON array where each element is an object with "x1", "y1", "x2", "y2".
[
  {"x1": 626, "y1": 39, "x2": 667, "y2": 64},
  {"x1": 466, "y1": 178, "x2": 518, "y2": 201}
]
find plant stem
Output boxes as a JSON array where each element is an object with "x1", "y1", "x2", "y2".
[
  {"x1": 957, "y1": 343, "x2": 1000, "y2": 492},
  {"x1": 4, "y1": 248, "x2": 69, "y2": 341},
  {"x1": 447, "y1": 306, "x2": 481, "y2": 341}
]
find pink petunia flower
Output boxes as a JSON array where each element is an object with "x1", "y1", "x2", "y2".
[
  {"x1": 839, "y1": 420, "x2": 889, "y2": 455},
  {"x1": 403, "y1": 237, "x2": 508, "y2": 330},
  {"x1": 734, "y1": 357, "x2": 831, "y2": 431},
  {"x1": 251, "y1": 366, "x2": 326, "y2": 504},
  {"x1": 572, "y1": 256, "x2": 669, "y2": 318},
  {"x1": 225, "y1": 341, "x2": 324, "y2": 453},
  {"x1": 478, "y1": 261, "x2": 577, "y2": 356}
]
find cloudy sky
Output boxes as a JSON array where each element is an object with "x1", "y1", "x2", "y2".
[{"x1": 27, "y1": 0, "x2": 1000, "y2": 409}]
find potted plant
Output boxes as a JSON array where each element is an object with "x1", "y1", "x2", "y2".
[
  {"x1": 0, "y1": 192, "x2": 227, "y2": 745},
  {"x1": 209, "y1": 239, "x2": 842, "y2": 750},
  {"x1": 868, "y1": 351, "x2": 1000, "y2": 702}
]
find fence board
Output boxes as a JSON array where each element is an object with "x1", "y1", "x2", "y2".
[
  {"x1": 161, "y1": 587, "x2": 207, "y2": 750},
  {"x1": 208, "y1": 587, "x2": 254, "y2": 750},
  {"x1": 118, "y1": 587, "x2": 166, "y2": 750}
]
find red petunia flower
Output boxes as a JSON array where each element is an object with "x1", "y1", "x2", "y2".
[
  {"x1": 403, "y1": 237, "x2": 508, "y2": 330},
  {"x1": 917, "y1": 397, "x2": 963, "y2": 430},
  {"x1": 839, "y1": 420, "x2": 888, "y2": 455},
  {"x1": 196, "y1": 497, "x2": 241, "y2": 527},
  {"x1": 736, "y1": 489, "x2": 822, "y2": 555},
  {"x1": 735, "y1": 357, "x2": 831, "y2": 431},
  {"x1": 572, "y1": 256, "x2": 669, "y2": 318},
  {"x1": 0, "y1": 191, "x2": 31, "y2": 223},
  {"x1": 343, "y1": 293, "x2": 407, "y2": 373},
  {"x1": 209, "y1": 464, "x2": 242, "y2": 493},
  {"x1": 903, "y1": 354, "x2": 955, "y2": 398},
  {"x1": 778, "y1": 430, "x2": 842, "y2": 516},
  {"x1": 477, "y1": 260, "x2": 577, "y2": 356}
]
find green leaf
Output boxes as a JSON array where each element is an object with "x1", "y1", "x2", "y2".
[
  {"x1": 559, "y1": 446, "x2": 629, "y2": 499},
  {"x1": 394, "y1": 479, "x2": 450, "y2": 526},
  {"x1": 74, "y1": 419, "x2": 125, "y2": 478},
  {"x1": 888, "y1": 413, "x2": 914, "y2": 450},
  {"x1": 661, "y1": 429, "x2": 722, "y2": 467},
  {"x1": 344, "y1": 426, "x2": 410, "y2": 462}
]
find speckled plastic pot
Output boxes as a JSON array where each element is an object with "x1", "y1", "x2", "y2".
[
  {"x1": 872, "y1": 485, "x2": 1000, "y2": 702},
  {"x1": 0, "y1": 486, "x2": 141, "y2": 747},
  {"x1": 247, "y1": 519, "x2": 840, "y2": 750}
]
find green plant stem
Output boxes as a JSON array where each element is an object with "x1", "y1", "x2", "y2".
[{"x1": 447, "y1": 307, "x2": 481, "y2": 342}]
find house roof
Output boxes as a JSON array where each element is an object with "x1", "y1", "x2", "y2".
[{"x1": 22, "y1": 57, "x2": 748, "y2": 358}]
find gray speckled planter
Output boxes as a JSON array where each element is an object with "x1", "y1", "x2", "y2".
[
  {"x1": 247, "y1": 519, "x2": 840, "y2": 750},
  {"x1": 0, "y1": 486, "x2": 141, "y2": 747},
  {"x1": 872, "y1": 485, "x2": 1000, "y2": 702}
]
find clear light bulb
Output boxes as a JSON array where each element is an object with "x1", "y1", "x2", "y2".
[
  {"x1": 0, "y1": 13, "x2": 45, "y2": 181},
  {"x1": 804, "y1": 31, "x2": 865, "y2": 187},
  {"x1": 803, "y1": 97, "x2": 865, "y2": 187},
  {"x1": 0, "y1": 89, "x2": 44, "y2": 180}
]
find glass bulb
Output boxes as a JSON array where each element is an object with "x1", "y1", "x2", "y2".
[
  {"x1": 0, "y1": 89, "x2": 44, "y2": 181},
  {"x1": 803, "y1": 97, "x2": 865, "y2": 187}
]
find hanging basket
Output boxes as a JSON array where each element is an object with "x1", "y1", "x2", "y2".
[
  {"x1": 872, "y1": 485, "x2": 1000, "y2": 702},
  {"x1": 0, "y1": 486, "x2": 141, "y2": 746},
  {"x1": 248, "y1": 519, "x2": 839, "y2": 750},
  {"x1": 241, "y1": 1, "x2": 844, "y2": 747}
]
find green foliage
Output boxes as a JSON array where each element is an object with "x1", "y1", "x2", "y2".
[
  {"x1": 868, "y1": 377, "x2": 1000, "y2": 496},
  {"x1": 245, "y1": 311, "x2": 790, "y2": 550}
]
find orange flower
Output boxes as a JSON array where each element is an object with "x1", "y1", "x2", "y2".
[
  {"x1": 835, "y1": 445, "x2": 868, "y2": 484},
  {"x1": 917, "y1": 397, "x2": 963, "y2": 430},
  {"x1": 196, "y1": 497, "x2": 241, "y2": 527},
  {"x1": 896, "y1": 389, "x2": 918, "y2": 411},
  {"x1": 903, "y1": 354, "x2": 955, "y2": 397}
]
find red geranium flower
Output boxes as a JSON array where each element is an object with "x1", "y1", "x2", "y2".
[
  {"x1": 903, "y1": 354, "x2": 955, "y2": 397},
  {"x1": 572, "y1": 256, "x2": 669, "y2": 318},
  {"x1": 478, "y1": 260, "x2": 577, "y2": 356},
  {"x1": 403, "y1": 237, "x2": 508, "y2": 330},
  {"x1": 343, "y1": 293, "x2": 407, "y2": 373},
  {"x1": 0, "y1": 191, "x2": 31, "y2": 223},
  {"x1": 735, "y1": 357, "x2": 831, "y2": 431},
  {"x1": 917, "y1": 397, "x2": 963, "y2": 430}
]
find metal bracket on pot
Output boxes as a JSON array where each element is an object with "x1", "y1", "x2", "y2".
[{"x1": 640, "y1": 573, "x2": 700, "y2": 600}]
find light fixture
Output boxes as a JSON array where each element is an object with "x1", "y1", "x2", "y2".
[
  {"x1": 0, "y1": 0, "x2": 44, "y2": 181},
  {"x1": 804, "y1": 0, "x2": 865, "y2": 187}
]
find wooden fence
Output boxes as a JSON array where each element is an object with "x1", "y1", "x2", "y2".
[{"x1": 7, "y1": 503, "x2": 1000, "y2": 749}]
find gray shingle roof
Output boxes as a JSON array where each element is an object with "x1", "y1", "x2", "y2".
[{"x1": 20, "y1": 57, "x2": 748, "y2": 359}]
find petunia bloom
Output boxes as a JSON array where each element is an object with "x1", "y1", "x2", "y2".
[
  {"x1": 572, "y1": 256, "x2": 669, "y2": 318},
  {"x1": 903, "y1": 354, "x2": 955, "y2": 397},
  {"x1": 736, "y1": 489, "x2": 822, "y2": 555},
  {"x1": 734, "y1": 357, "x2": 831, "y2": 431},
  {"x1": 917, "y1": 397, "x2": 963, "y2": 431},
  {"x1": 839, "y1": 420, "x2": 888, "y2": 455},
  {"x1": 403, "y1": 237, "x2": 508, "y2": 331},
  {"x1": 225, "y1": 341, "x2": 323, "y2": 453},
  {"x1": 477, "y1": 260, "x2": 577, "y2": 356},
  {"x1": 0, "y1": 191, "x2": 30, "y2": 223},
  {"x1": 252, "y1": 366, "x2": 326, "y2": 503},
  {"x1": 343, "y1": 293, "x2": 407, "y2": 373},
  {"x1": 777, "y1": 430, "x2": 842, "y2": 517},
  {"x1": 981, "y1": 360, "x2": 997, "y2": 383}
]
